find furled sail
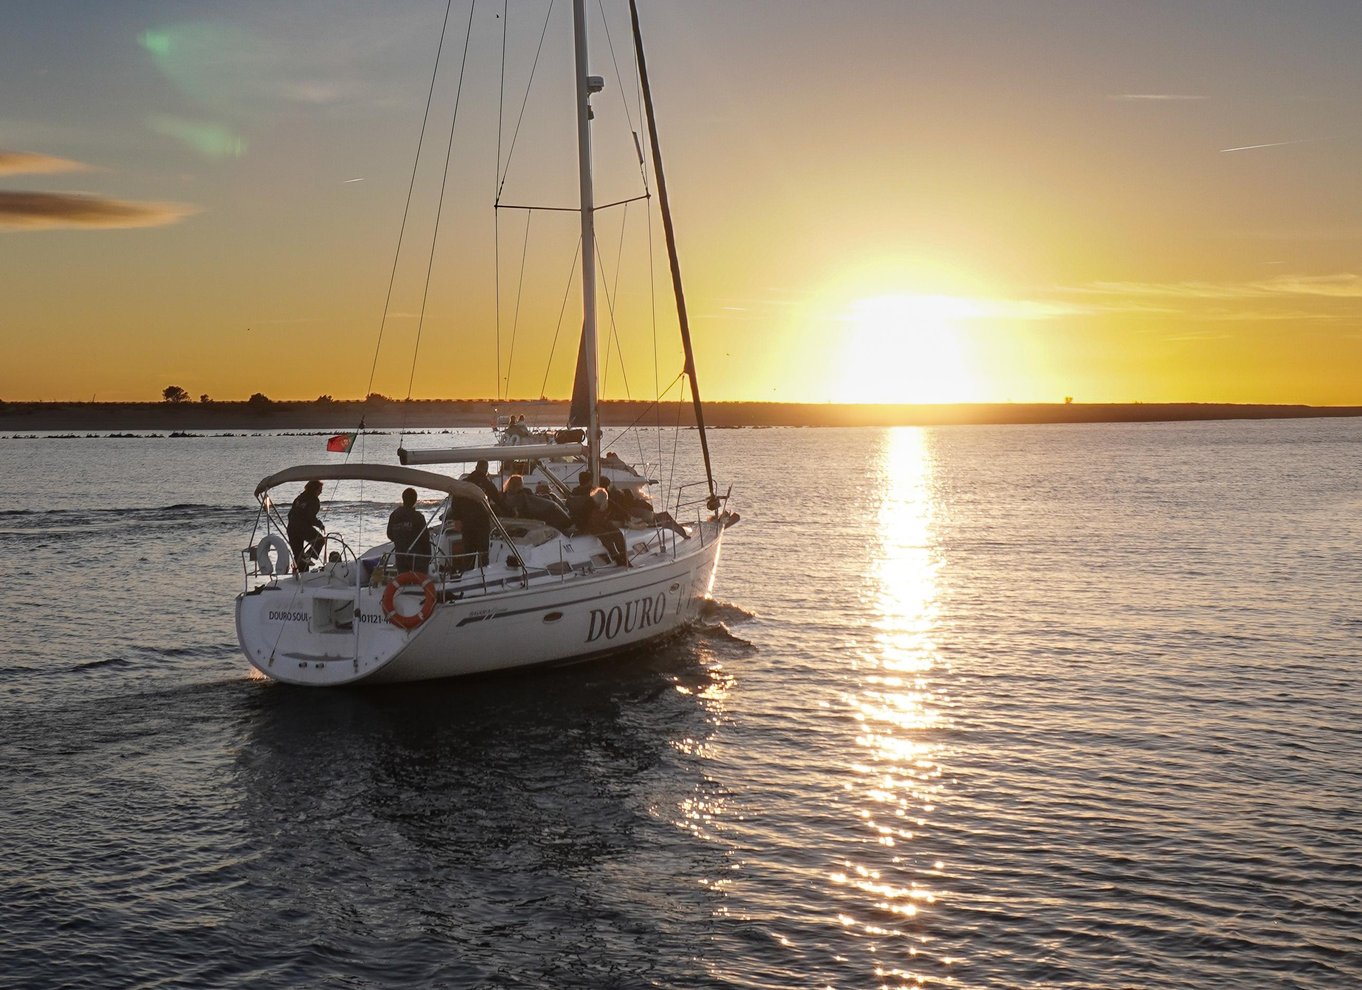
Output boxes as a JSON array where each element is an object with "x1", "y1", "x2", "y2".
[{"x1": 567, "y1": 329, "x2": 591, "y2": 428}]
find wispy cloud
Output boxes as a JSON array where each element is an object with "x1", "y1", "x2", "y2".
[
  {"x1": 1110, "y1": 93, "x2": 1209, "y2": 102},
  {"x1": 0, "y1": 191, "x2": 196, "y2": 231},
  {"x1": 971, "y1": 299, "x2": 1097, "y2": 320},
  {"x1": 1235, "y1": 225, "x2": 1362, "y2": 242},
  {"x1": 1044, "y1": 275, "x2": 1362, "y2": 326},
  {"x1": 1250, "y1": 274, "x2": 1362, "y2": 297},
  {"x1": 0, "y1": 150, "x2": 91, "y2": 177},
  {"x1": 1073, "y1": 274, "x2": 1362, "y2": 301}
]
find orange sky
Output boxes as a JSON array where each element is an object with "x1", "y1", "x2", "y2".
[{"x1": 2, "y1": 1, "x2": 1360, "y2": 405}]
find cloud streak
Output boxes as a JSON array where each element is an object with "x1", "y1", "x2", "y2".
[
  {"x1": 1073, "y1": 274, "x2": 1362, "y2": 301},
  {"x1": 1038, "y1": 275, "x2": 1362, "y2": 325},
  {"x1": 0, "y1": 191, "x2": 196, "y2": 231},
  {"x1": 0, "y1": 150, "x2": 91, "y2": 177},
  {"x1": 1110, "y1": 93, "x2": 1209, "y2": 102}
]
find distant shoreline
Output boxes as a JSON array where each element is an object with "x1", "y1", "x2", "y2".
[{"x1": 3, "y1": 399, "x2": 1361, "y2": 434}]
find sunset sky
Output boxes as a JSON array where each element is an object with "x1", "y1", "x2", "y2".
[{"x1": 3, "y1": 1, "x2": 1360, "y2": 405}]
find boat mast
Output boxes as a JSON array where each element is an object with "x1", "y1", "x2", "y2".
[
  {"x1": 572, "y1": 0, "x2": 603, "y2": 486},
  {"x1": 629, "y1": 0, "x2": 718, "y2": 504}
]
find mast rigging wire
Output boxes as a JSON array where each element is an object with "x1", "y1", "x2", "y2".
[
  {"x1": 495, "y1": 193, "x2": 649, "y2": 213},
  {"x1": 594, "y1": 226, "x2": 634, "y2": 402},
  {"x1": 401, "y1": 1, "x2": 478, "y2": 437},
  {"x1": 502, "y1": 209, "x2": 534, "y2": 397},
  {"x1": 362, "y1": 0, "x2": 455, "y2": 432},
  {"x1": 629, "y1": 0, "x2": 717, "y2": 501},
  {"x1": 495, "y1": 1, "x2": 508, "y2": 400},
  {"x1": 495, "y1": 1, "x2": 558, "y2": 201},
  {"x1": 486, "y1": 0, "x2": 686, "y2": 501},
  {"x1": 496, "y1": 0, "x2": 557, "y2": 401},
  {"x1": 537, "y1": 237, "x2": 584, "y2": 401},
  {"x1": 595, "y1": 0, "x2": 649, "y2": 188}
]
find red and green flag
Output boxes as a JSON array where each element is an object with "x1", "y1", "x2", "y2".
[{"x1": 326, "y1": 432, "x2": 356, "y2": 453}]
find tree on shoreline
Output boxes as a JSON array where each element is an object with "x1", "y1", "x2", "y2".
[{"x1": 162, "y1": 385, "x2": 189, "y2": 404}]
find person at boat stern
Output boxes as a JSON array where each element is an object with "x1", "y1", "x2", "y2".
[
  {"x1": 387, "y1": 487, "x2": 433, "y2": 574},
  {"x1": 287, "y1": 479, "x2": 325, "y2": 572}
]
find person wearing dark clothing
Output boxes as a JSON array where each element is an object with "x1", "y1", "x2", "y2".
[
  {"x1": 387, "y1": 487, "x2": 432, "y2": 574},
  {"x1": 564, "y1": 471, "x2": 596, "y2": 532},
  {"x1": 524, "y1": 492, "x2": 572, "y2": 533},
  {"x1": 602, "y1": 450, "x2": 643, "y2": 478},
  {"x1": 586, "y1": 488, "x2": 629, "y2": 567},
  {"x1": 462, "y1": 459, "x2": 503, "y2": 511},
  {"x1": 446, "y1": 496, "x2": 491, "y2": 569},
  {"x1": 287, "y1": 479, "x2": 325, "y2": 572},
  {"x1": 501, "y1": 475, "x2": 572, "y2": 533},
  {"x1": 565, "y1": 495, "x2": 594, "y2": 534},
  {"x1": 602, "y1": 478, "x2": 690, "y2": 539},
  {"x1": 500, "y1": 473, "x2": 527, "y2": 513},
  {"x1": 533, "y1": 481, "x2": 567, "y2": 510},
  {"x1": 596, "y1": 478, "x2": 635, "y2": 526}
]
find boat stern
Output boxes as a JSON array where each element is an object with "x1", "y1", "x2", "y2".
[{"x1": 235, "y1": 570, "x2": 414, "y2": 686}]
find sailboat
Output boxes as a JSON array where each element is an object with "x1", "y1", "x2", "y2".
[{"x1": 234, "y1": 0, "x2": 737, "y2": 686}]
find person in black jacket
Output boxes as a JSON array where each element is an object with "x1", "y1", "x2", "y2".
[
  {"x1": 445, "y1": 495, "x2": 490, "y2": 569},
  {"x1": 462, "y1": 460, "x2": 503, "y2": 511},
  {"x1": 287, "y1": 479, "x2": 325, "y2": 572},
  {"x1": 387, "y1": 487, "x2": 432, "y2": 574},
  {"x1": 585, "y1": 488, "x2": 629, "y2": 567}
]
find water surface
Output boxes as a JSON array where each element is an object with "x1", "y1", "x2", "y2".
[{"x1": 2, "y1": 421, "x2": 1360, "y2": 988}]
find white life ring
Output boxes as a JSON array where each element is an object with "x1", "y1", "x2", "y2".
[{"x1": 256, "y1": 532, "x2": 292, "y2": 576}]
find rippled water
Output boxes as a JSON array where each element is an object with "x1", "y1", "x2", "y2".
[{"x1": 2, "y1": 421, "x2": 1360, "y2": 988}]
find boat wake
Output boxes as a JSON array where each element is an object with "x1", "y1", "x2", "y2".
[
  {"x1": 71, "y1": 657, "x2": 133, "y2": 672},
  {"x1": 0, "y1": 504, "x2": 248, "y2": 537},
  {"x1": 694, "y1": 600, "x2": 757, "y2": 650},
  {"x1": 701, "y1": 599, "x2": 755, "y2": 624}
]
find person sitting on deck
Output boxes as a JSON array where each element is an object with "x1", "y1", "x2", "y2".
[
  {"x1": 501, "y1": 475, "x2": 572, "y2": 533},
  {"x1": 601, "y1": 450, "x2": 641, "y2": 477},
  {"x1": 386, "y1": 487, "x2": 433, "y2": 574},
  {"x1": 534, "y1": 481, "x2": 568, "y2": 512},
  {"x1": 585, "y1": 488, "x2": 629, "y2": 567},
  {"x1": 565, "y1": 471, "x2": 596, "y2": 534},
  {"x1": 600, "y1": 477, "x2": 689, "y2": 539}
]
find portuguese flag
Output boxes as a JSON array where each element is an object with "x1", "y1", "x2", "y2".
[{"x1": 326, "y1": 432, "x2": 356, "y2": 453}]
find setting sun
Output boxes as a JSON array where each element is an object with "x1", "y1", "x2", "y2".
[{"x1": 840, "y1": 294, "x2": 986, "y2": 404}]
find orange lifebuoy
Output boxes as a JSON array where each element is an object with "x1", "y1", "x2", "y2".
[{"x1": 381, "y1": 571, "x2": 437, "y2": 629}]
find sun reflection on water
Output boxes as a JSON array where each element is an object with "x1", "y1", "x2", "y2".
[{"x1": 836, "y1": 427, "x2": 946, "y2": 982}]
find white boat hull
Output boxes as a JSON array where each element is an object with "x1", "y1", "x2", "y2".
[{"x1": 236, "y1": 522, "x2": 724, "y2": 686}]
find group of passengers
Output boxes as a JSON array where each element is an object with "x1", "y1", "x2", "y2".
[
  {"x1": 474, "y1": 458, "x2": 689, "y2": 569},
  {"x1": 283, "y1": 455, "x2": 685, "y2": 577}
]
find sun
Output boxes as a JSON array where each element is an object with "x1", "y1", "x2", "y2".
[{"x1": 838, "y1": 294, "x2": 984, "y2": 403}]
